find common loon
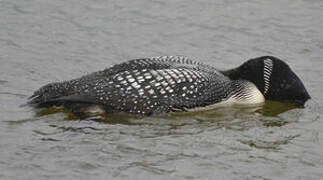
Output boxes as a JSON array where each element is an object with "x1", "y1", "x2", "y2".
[{"x1": 28, "y1": 56, "x2": 310, "y2": 116}]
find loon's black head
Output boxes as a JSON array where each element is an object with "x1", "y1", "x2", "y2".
[{"x1": 222, "y1": 56, "x2": 310, "y2": 106}]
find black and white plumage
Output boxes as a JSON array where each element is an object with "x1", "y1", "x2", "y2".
[
  {"x1": 263, "y1": 58, "x2": 274, "y2": 95},
  {"x1": 28, "y1": 56, "x2": 310, "y2": 116}
]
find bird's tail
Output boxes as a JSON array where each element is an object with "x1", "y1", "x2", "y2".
[{"x1": 27, "y1": 82, "x2": 69, "y2": 107}]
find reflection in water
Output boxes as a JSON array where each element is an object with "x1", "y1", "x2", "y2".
[
  {"x1": 256, "y1": 101, "x2": 299, "y2": 116},
  {"x1": 36, "y1": 108, "x2": 79, "y2": 120},
  {"x1": 35, "y1": 100, "x2": 301, "y2": 128}
]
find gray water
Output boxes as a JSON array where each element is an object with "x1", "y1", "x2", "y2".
[{"x1": 1, "y1": 0, "x2": 323, "y2": 179}]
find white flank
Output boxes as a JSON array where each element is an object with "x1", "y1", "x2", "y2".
[
  {"x1": 186, "y1": 82, "x2": 265, "y2": 112},
  {"x1": 85, "y1": 105, "x2": 105, "y2": 114}
]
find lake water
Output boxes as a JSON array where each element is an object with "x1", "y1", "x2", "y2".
[{"x1": 1, "y1": 0, "x2": 323, "y2": 179}]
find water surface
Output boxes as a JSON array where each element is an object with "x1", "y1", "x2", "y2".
[{"x1": 1, "y1": 0, "x2": 323, "y2": 179}]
